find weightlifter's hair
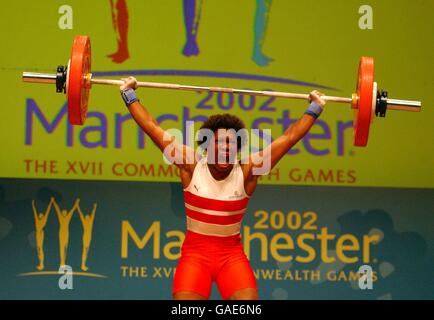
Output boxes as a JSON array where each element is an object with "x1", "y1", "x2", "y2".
[{"x1": 197, "y1": 113, "x2": 247, "y2": 151}]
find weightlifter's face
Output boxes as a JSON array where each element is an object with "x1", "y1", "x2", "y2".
[{"x1": 207, "y1": 129, "x2": 238, "y2": 172}]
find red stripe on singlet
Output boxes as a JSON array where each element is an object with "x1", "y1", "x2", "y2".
[
  {"x1": 184, "y1": 191, "x2": 249, "y2": 212},
  {"x1": 185, "y1": 207, "x2": 244, "y2": 225}
]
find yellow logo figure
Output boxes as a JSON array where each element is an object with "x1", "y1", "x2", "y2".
[
  {"x1": 76, "y1": 198, "x2": 96, "y2": 271},
  {"x1": 20, "y1": 197, "x2": 106, "y2": 279},
  {"x1": 52, "y1": 198, "x2": 78, "y2": 267},
  {"x1": 32, "y1": 198, "x2": 53, "y2": 271}
]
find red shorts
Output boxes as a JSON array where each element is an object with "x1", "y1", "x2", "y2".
[{"x1": 173, "y1": 231, "x2": 257, "y2": 299}]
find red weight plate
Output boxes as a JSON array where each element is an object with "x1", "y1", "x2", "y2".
[
  {"x1": 67, "y1": 35, "x2": 91, "y2": 125},
  {"x1": 353, "y1": 56, "x2": 374, "y2": 147}
]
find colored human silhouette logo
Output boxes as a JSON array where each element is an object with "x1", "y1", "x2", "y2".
[
  {"x1": 108, "y1": 0, "x2": 129, "y2": 63},
  {"x1": 108, "y1": 0, "x2": 274, "y2": 66},
  {"x1": 29, "y1": 197, "x2": 100, "y2": 275},
  {"x1": 52, "y1": 198, "x2": 77, "y2": 267},
  {"x1": 182, "y1": 0, "x2": 202, "y2": 57},
  {"x1": 32, "y1": 198, "x2": 53, "y2": 271},
  {"x1": 76, "y1": 200, "x2": 97, "y2": 272}
]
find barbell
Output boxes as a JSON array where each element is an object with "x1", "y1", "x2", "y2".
[{"x1": 22, "y1": 35, "x2": 421, "y2": 147}]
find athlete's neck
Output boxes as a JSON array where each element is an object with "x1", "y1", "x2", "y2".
[{"x1": 207, "y1": 163, "x2": 234, "y2": 181}]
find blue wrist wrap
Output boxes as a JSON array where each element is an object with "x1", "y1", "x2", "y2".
[
  {"x1": 121, "y1": 88, "x2": 139, "y2": 107},
  {"x1": 304, "y1": 101, "x2": 324, "y2": 119}
]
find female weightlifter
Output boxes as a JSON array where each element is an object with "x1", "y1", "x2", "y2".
[{"x1": 119, "y1": 76, "x2": 326, "y2": 300}]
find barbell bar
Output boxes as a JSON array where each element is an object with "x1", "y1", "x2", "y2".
[{"x1": 22, "y1": 35, "x2": 421, "y2": 147}]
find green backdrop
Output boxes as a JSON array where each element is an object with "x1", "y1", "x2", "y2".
[{"x1": 0, "y1": 0, "x2": 433, "y2": 300}]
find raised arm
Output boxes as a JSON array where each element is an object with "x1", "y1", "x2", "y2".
[
  {"x1": 120, "y1": 77, "x2": 197, "y2": 171},
  {"x1": 90, "y1": 203, "x2": 97, "y2": 222},
  {"x1": 43, "y1": 198, "x2": 54, "y2": 219},
  {"x1": 75, "y1": 199, "x2": 85, "y2": 224},
  {"x1": 31, "y1": 200, "x2": 38, "y2": 220},
  {"x1": 249, "y1": 90, "x2": 326, "y2": 173},
  {"x1": 52, "y1": 198, "x2": 62, "y2": 219}
]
